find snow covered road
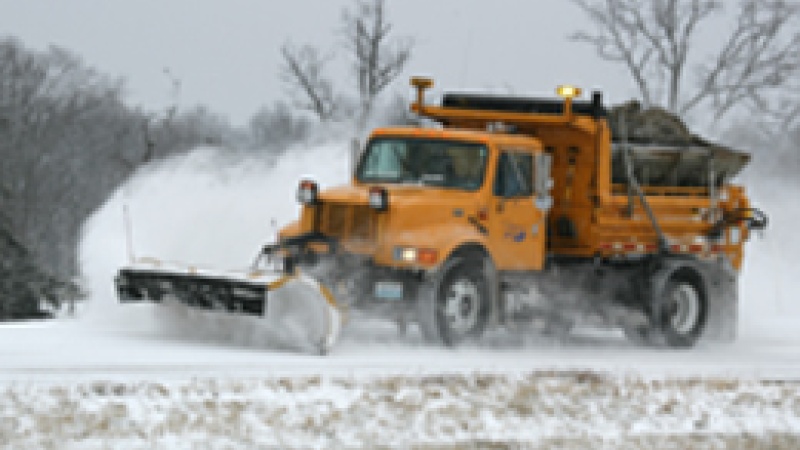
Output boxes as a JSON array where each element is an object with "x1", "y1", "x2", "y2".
[
  {"x1": 2, "y1": 307, "x2": 800, "y2": 382},
  {"x1": 2, "y1": 311, "x2": 800, "y2": 449}
]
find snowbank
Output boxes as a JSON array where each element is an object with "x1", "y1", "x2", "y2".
[
  {"x1": 2, "y1": 372, "x2": 799, "y2": 449},
  {"x1": 78, "y1": 143, "x2": 349, "y2": 325}
]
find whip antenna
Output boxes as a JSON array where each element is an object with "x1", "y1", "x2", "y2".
[{"x1": 123, "y1": 203, "x2": 135, "y2": 264}]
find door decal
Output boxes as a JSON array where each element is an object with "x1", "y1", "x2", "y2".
[{"x1": 504, "y1": 224, "x2": 527, "y2": 242}]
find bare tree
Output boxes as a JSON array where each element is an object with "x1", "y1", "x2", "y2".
[
  {"x1": 279, "y1": 43, "x2": 338, "y2": 121},
  {"x1": 0, "y1": 38, "x2": 237, "y2": 286},
  {"x1": 571, "y1": 0, "x2": 800, "y2": 122},
  {"x1": 277, "y1": 0, "x2": 412, "y2": 127},
  {"x1": 342, "y1": 0, "x2": 413, "y2": 126}
]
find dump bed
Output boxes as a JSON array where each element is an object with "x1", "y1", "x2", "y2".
[
  {"x1": 414, "y1": 87, "x2": 755, "y2": 266},
  {"x1": 607, "y1": 101, "x2": 751, "y2": 189},
  {"x1": 610, "y1": 143, "x2": 751, "y2": 190}
]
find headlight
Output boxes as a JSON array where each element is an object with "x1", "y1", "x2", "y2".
[
  {"x1": 393, "y1": 246, "x2": 438, "y2": 265},
  {"x1": 400, "y1": 247, "x2": 417, "y2": 262},
  {"x1": 297, "y1": 179, "x2": 318, "y2": 205},
  {"x1": 368, "y1": 186, "x2": 388, "y2": 212}
]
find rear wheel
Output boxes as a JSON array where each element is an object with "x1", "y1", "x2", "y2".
[
  {"x1": 416, "y1": 258, "x2": 490, "y2": 346},
  {"x1": 657, "y1": 279, "x2": 706, "y2": 348},
  {"x1": 624, "y1": 274, "x2": 706, "y2": 348}
]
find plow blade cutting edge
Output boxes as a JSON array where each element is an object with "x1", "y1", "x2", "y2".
[{"x1": 115, "y1": 260, "x2": 343, "y2": 354}]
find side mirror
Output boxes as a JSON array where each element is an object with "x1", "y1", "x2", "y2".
[{"x1": 534, "y1": 153, "x2": 553, "y2": 211}]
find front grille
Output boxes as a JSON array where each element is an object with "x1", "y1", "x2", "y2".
[{"x1": 319, "y1": 203, "x2": 377, "y2": 243}]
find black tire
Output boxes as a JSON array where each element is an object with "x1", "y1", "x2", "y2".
[
  {"x1": 655, "y1": 278, "x2": 707, "y2": 348},
  {"x1": 415, "y1": 280, "x2": 440, "y2": 343},
  {"x1": 416, "y1": 258, "x2": 490, "y2": 346}
]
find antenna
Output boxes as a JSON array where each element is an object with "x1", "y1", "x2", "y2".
[
  {"x1": 350, "y1": 138, "x2": 361, "y2": 176},
  {"x1": 123, "y1": 203, "x2": 135, "y2": 264}
]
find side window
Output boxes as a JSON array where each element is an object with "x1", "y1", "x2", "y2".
[{"x1": 494, "y1": 152, "x2": 533, "y2": 197}]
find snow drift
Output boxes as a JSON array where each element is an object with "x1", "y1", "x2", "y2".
[{"x1": 78, "y1": 143, "x2": 349, "y2": 344}]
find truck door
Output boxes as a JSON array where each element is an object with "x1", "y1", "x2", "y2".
[{"x1": 489, "y1": 150, "x2": 547, "y2": 271}]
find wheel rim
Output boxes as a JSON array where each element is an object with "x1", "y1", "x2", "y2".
[
  {"x1": 668, "y1": 283, "x2": 700, "y2": 335},
  {"x1": 442, "y1": 277, "x2": 480, "y2": 336}
]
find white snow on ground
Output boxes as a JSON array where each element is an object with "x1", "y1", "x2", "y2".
[
  {"x1": 1, "y1": 143, "x2": 799, "y2": 448},
  {"x1": 2, "y1": 369, "x2": 800, "y2": 449}
]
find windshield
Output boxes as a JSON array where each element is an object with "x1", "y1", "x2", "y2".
[{"x1": 356, "y1": 138, "x2": 488, "y2": 190}]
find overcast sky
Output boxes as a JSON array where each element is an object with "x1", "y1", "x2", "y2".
[{"x1": 1, "y1": 1, "x2": 641, "y2": 126}]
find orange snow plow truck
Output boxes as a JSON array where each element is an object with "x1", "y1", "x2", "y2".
[{"x1": 116, "y1": 77, "x2": 766, "y2": 352}]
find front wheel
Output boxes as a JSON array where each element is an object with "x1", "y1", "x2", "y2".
[{"x1": 416, "y1": 258, "x2": 490, "y2": 346}]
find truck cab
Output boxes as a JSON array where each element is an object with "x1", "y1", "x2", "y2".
[
  {"x1": 351, "y1": 128, "x2": 551, "y2": 273},
  {"x1": 281, "y1": 127, "x2": 551, "y2": 327}
]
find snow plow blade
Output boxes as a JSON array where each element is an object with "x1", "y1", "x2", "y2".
[{"x1": 114, "y1": 260, "x2": 343, "y2": 354}]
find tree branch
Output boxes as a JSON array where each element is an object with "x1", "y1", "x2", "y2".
[{"x1": 279, "y1": 43, "x2": 338, "y2": 120}]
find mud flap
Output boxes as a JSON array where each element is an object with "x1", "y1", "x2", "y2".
[
  {"x1": 701, "y1": 258, "x2": 739, "y2": 343},
  {"x1": 265, "y1": 274, "x2": 343, "y2": 354}
]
